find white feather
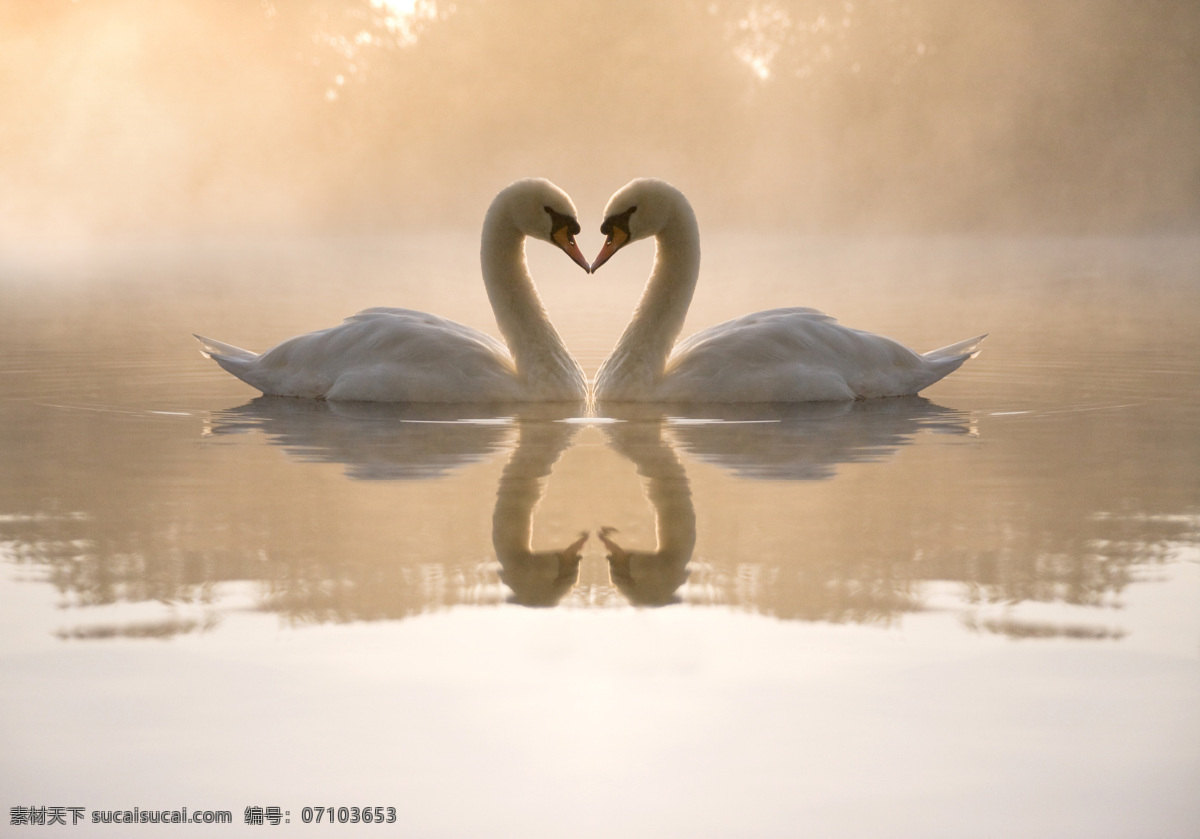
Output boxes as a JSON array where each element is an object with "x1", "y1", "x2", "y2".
[
  {"x1": 592, "y1": 179, "x2": 985, "y2": 403},
  {"x1": 195, "y1": 180, "x2": 587, "y2": 403}
]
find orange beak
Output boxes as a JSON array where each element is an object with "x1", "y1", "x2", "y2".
[
  {"x1": 590, "y1": 227, "x2": 629, "y2": 272},
  {"x1": 553, "y1": 227, "x2": 592, "y2": 273}
]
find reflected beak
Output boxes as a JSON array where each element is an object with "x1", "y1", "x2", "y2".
[
  {"x1": 598, "y1": 526, "x2": 631, "y2": 579},
  {"x1": 559, "y1": 531, "x2": 590, "y2": 563},
  {"x1": 590, "y1": 227, "x2": 629, "y2": 272},
  {"x1": 553, "y1": 227, "x2": 592, "y2": 273}
]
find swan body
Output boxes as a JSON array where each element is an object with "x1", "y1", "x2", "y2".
[
  {"x1": 196, "y1": 179, "x2": 590, "y2": 402},
  {"x1": 590, "y1": 178, "x2": 985, "y2": 403}
]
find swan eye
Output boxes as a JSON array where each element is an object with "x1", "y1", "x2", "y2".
[
  {"x1": 544, "y1": 206, "x2": 581, "y2": 237},
  {"x1": 600, "y1": 206, "x2": 636, "y2": 240}
]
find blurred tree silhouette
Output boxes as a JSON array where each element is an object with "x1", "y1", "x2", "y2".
[{"x1": 0, "y1": 0, "x2": 1196, "y2": 235}]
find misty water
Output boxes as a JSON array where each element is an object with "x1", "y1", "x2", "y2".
[{"x1": 2, "y1": 232, "x2": 1198, "y2": 837}]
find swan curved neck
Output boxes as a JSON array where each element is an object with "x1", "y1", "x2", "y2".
[
  {"x1": 606, "y1": 203, "x2": 702, "y2": 379},
  {"x1": 480, "y1": 205, "x2": 580, "y2": 388}
]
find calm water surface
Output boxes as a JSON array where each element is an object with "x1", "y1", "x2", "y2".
[{"x1": 2, "y1": 234, "x2": 1198, "y2": 837}]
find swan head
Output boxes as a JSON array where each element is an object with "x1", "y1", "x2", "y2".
[
  {"x1": 590, "y1": 178, "x2": 686, "y2": 272},
  {"x1": 497, "y1": 178, "x2": 590, "y2": 273}
]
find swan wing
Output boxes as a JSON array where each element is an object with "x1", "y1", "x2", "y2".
[
  {"x1": 663, "y1": 308, "x2": 979, "y2": 402},
  {"x1": 345, "y1": 307, "x2": 514, "y2": 360},
  {"x1": 193, "y1": 334, "x2": 258, "y2": 361},
  {"x1": 669, "y1": 307, "x2": 836, "y2": 360},
  {"x1": 205, "y1": 310, "x2": 522, "y2": 402}
]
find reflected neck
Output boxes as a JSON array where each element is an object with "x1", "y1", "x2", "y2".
[
  {"x1": 492, "y1": 422, "x2": 579, "y2": 606},
  {"x1": 631, "y1": 424, "x2": 696, "y2": 558}
]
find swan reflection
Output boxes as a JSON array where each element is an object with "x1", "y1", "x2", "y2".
[
  {"x1": 491, "y1": 418, "x2": 588, "y2": 607},
  {"x1": 596, "y1": 419, "x2": 695, "y2": 606},
  {"x1": 592, "y1": 398, "x2": 970, "y2": 606},
  {"x1": 208, "y1": 396, "x2": 973, "y2": 611},
  {"x1": 17, "y1": 389, "x2": 1170, "y2": 639},
  {"x1": 210, "y1": 398, "x2": 590, "y2": 607},
  {"x1": 209, "y1": 397, "x2": 583, "y2": 480},
  {"x1": 617, "y1": 397, "x2": 972, "y2": 481}
]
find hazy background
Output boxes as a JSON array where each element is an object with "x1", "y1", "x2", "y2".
[{"x1": 2, "y1": 0, "x2": 1197, "y2": 239}]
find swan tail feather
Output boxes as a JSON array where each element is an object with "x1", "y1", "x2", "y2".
[
  {"x1": 923, "y1": 333, "x2": 987, "y2": 362},
  {"x1": 193, "y1": 334, "x2": 259, "y2": 362}
]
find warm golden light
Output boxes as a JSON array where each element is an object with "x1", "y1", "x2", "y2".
[
  {"x1": 1, "y1": 5, "x2": 1199, "y2": 833},
  {"x1": 0, "y1": 0, "x2": 1196, "y2": 239}
]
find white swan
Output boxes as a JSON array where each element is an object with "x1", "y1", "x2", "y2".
[
  {"x1": 590, "y1": 178, "x2": 986, "y2": 403},
  {"x1": 195, "y1": 179, "x2": 590, "y2": 402}
]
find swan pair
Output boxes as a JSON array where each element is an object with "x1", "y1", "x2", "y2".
[{"x1": 196, "y1": 178, "x2": 985, "y2": 404}]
